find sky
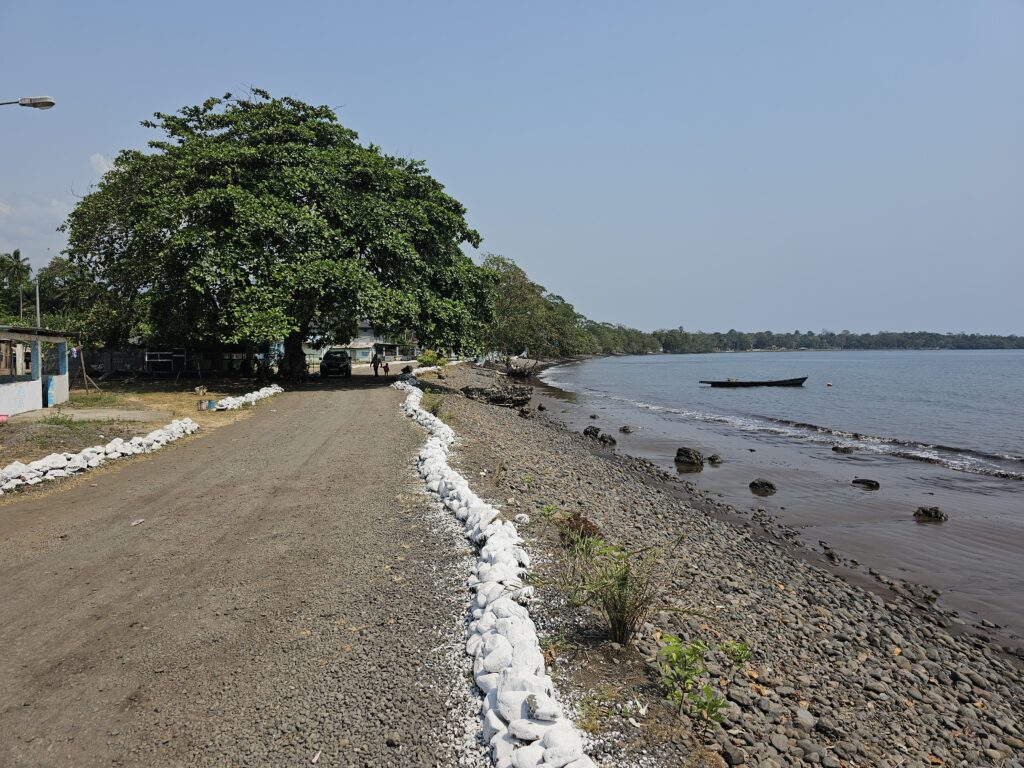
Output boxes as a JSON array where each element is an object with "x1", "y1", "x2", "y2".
[{"x1": 2, "y1": 1, "x2": 1021, "y2": 334}]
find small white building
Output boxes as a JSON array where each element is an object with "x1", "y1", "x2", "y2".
[
  {"x1": 0, "y1": 326, "x2": 70, "y2": 416},
  {"x1": 337, "y1": 321, "x2": 415, "y2": 362}
]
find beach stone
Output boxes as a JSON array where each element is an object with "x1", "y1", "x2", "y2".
[
  {"x1": 852, "y1": 478, "x2": 880, "y2": 490},
  {"x1": 618, "y1": 425, "x2": 633, "y2": 433},
  {"x1": 598, "y1": 433, "x2": 616, "y2": 446},
  {"x1": 832, "y1": 446, "x2": 855, "y2": 454},
  {"x1": 708, "y1": 454, "x2": 723, "y2": 465},
  {"x1": 674, "y1": 446, "x2": 704, "y2": 466},
  {"x1": 721, "y1": 743, "x2": 747, "y2": 765},
  {"x1": 793, "y1": 707, "x2": 816, "y2": 731},
  {"x1": 750, "y1": 478, "x2": 777, "y2": 495},
  {"x1": 582, "y1": 426, "x2": 600, "y2": 439},
  {"x1": 914, "y1": 506, "x2": 948, "y2": 523}
]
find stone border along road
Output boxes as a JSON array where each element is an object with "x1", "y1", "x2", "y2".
[
  {"x1": 395, "y1": 379, "x2": 596, "y2": 768},
  {"x1": 0, "y1": 385, "x2": 282, "y2": 495}
]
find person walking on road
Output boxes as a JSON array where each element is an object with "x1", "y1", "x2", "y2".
[{"x1": 371, "y1": 351, "x2": 381, "y2": 377}]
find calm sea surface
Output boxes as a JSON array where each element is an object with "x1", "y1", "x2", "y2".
[
  {"x1": 543, "y1": 350, "x2": 1024, "y2": 479},
  {"x1": 541, "y1": 350, "x2": 1024, "y2": 637}
]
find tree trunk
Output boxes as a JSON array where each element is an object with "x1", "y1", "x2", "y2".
[{"x1": 282, "y1": 330, "x2": 307, "y2": 382}]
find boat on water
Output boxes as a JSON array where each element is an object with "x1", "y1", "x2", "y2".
[{"x1": 699, "y1": 376, "x2": 808, "y2": 388}]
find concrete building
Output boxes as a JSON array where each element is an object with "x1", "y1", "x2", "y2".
[
  {"x1": 337, "y1": 321, "x2": 416, "y2": 363},
  {"x1": 0, "y1": 326, "x2": 70, "y2": 416}
]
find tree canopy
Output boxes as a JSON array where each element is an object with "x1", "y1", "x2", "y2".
[
  {"x1": 482, "y1": 254, "x2": 659, "y2": 358},
  {"x1": 62, "y1": 89, "x2": 492, "y2": 370}
]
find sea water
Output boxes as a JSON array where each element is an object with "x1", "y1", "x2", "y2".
[
  {"x1": 544, "y1": 350, "x2": 1024, "y2": 479},
  {"x1": 542, "y1": 350, "x2": 1024, "y2": 639}
]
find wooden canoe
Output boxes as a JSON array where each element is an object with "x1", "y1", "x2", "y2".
[{"x1": 699, "y1": 376, "x2": 808, "y2": 388}]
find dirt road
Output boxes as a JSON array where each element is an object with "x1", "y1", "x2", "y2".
[{"x1": 0, "y1": 379, "x2": 481, "y2": 767}]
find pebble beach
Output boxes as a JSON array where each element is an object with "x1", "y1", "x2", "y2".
[{"x1": 422, "y1": 363, "x2": 1024, "y2": 768}]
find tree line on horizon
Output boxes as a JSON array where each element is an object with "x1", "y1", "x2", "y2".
[
  {"x1": 652, "y1": 327, "x2": 1024, "y2": 353},
  {"x1": 4, "y1": 90, "x2": 1020, "y2": 364}
]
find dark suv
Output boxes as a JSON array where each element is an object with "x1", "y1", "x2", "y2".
[{"x1": 319, "y1": 349, "x2": 352, "y2": 378}]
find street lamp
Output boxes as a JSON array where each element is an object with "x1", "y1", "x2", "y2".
[{"x1": 0, "y1": 96, "x2": 56, "y2": 109}]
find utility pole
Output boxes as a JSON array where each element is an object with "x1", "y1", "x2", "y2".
[{"x1": 35, "y1": 281, "x2": 41, "y2": 327}]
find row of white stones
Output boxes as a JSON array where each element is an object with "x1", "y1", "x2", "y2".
[
  {"x1": 215, "y1": 383, "x2": 283, "y2": 410},
  {"x1": 0, "y1": 418, "x2": 200, "y2": 493},
  {"x1": 395, "y1": 380, "x2": 594, "y2": 768},
  {"x1": 0, "y1": 384, "x2": 285, "y2": 494}
]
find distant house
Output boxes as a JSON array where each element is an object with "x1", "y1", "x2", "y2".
[
  {"x1": 335, "y1": 321, "x2": 417, "y2": 363},
  {"x1": 0, "y1": 326, "x2": 70, "y2": 416}
]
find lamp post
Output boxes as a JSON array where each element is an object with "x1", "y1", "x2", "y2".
[{"x1": 0, "y1": 96, "x2": 56, "y2": 109}]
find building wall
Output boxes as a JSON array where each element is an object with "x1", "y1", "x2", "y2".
[
  {"x1": 0, "y1": 378, "x2": 43, "y2": 416},
  {"x1": 44, "y1": 374, "x2": 69, "y2": 407}
]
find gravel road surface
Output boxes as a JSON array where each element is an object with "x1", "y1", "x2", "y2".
[{"x1": 0, "y1": 380, "x2": 483, "y2": 767}]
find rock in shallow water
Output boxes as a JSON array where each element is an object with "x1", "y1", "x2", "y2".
[
  {"x1": 674, "y1": 446, "x2": 704, "y2": 466},
  {"x1": 914, "y1": 506, "x2": 948, "y2": 523},
  {"x1": 852, "y1": 478, "x2": 880, "y2": 490},
  {"x1": 749, "y1": 477, "x2": 777, "y2": 495}
]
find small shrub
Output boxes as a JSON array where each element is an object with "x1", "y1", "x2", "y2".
[
  {"x1": 658, "y1": 634, "x2": 727, "y2": 732},
  {"x1": 421, "y1": 393, "x2": 445, "y2": 416},
  {"x1": 719, "y1": 640, "x2": 751, "y2": 665},
  {"x1": 556, "y1": 510, "x2": 602, "y2": 543},
  {"x1": 41, "y1": 411, "x2": 75, "y2": 426},
  {"x1": 550, "y1": 519, "x2": 676, "y2": 646},
  {"x1": 689, "y1": 685, "x2": 727, "y2": 732},
  {"x1": 585, "y1": 544, "x2": 661, "y2": 645},
  {"x1": 417, "y1": 349, "x2": 448, "y2": 368},
  {"x1": 658, "y1": 635, "x2": 708, "y2": 713}
]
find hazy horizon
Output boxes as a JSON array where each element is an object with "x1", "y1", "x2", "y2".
[{"x1": 3, "y1": 1, "x2": 1021, "y2": 335}]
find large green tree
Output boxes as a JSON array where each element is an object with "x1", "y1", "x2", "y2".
[{"x1": 62, "y1": 89, "x2": 492, "y2": 374}]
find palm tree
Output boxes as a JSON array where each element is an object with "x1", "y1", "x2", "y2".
[{"x1": 2, "y1": 249, "x2": 32, "y2": 321}]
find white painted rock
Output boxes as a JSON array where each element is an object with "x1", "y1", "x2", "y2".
[
  {"x1": 508, "y1": 717, "x2": 558, "y2": 741},
  {"x1": 510, "y1": 742, "x2": 545, "y2": 768},
  {"x1": 526, "y1": 693, "x2": 561, "y2": 722}
]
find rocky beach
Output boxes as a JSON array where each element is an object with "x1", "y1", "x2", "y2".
[{"x1": 419, "y1": 363, "x2": 1024, "y2": 768}]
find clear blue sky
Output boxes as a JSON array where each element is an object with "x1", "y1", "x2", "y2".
[{"x1": 3, "y1": 1, "x2": 1021, "y2": 334}]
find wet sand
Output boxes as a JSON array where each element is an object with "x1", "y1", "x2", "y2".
[{"x1": 535, "y1": 376, "x2": 1024, "y2": 645}]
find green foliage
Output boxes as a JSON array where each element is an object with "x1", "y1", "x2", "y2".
[
  {"x1": 481, "y1": 254, "x2": 659, "y2": 360},
  {"x1": 40, "y1": 411, "x2": 75, "y2": 426},
  {"x1": 555, "y1": 528, "x2": 663, "y2": 645},
  {"x1": 62, "y1": 89, "x2": 493, "y2": 362},
  {"x1": 653, "y1": 326, "x2": 1024, "y2": 353},
  {"x1": 689, "y1": 684, "x2": 728, "y2": 730},
  {"x1": 416, "y1": 349, "x2": 448, "y2": 367},
  {"x1": 421, "y1": 392, "x2": 445, "y2": 417},
  {"x1": 719, "y1": 639, "x2": 751, "y2": 665},
  {"x1": 658, "y1": 635, "x2": 708, "y2": 712},
  {"x1": 657, "y1": 634, "x2": 726, "y2": 729},
  {"x1": 0, "y1": 248, "x2": 32, "y2": 323}
]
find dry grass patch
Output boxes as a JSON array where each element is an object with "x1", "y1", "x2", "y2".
[{"x1": 0, "y1": 379, "x2": 273, "y2": 474}]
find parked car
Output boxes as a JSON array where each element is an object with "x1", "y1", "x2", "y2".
[{"x1": 319, "y1": 349, "x2": 352, "y2": 378}]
